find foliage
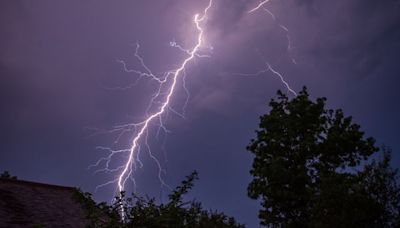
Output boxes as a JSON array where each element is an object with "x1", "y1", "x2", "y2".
[
  {"x1": 0, "y1": 171, "x2": 17, "y2": 180},
  {"x1": 75, "y1": 171, "x2": 244, "y2": 228},
  {"x1": 247, "y1": 87, "x2": 400, "y2": 227},
  {"x1": 358, "y1": 147, "x2": 400, "y2": 226}
]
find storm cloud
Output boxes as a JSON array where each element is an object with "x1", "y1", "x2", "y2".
[{"x1": 1, "y1": 0, "x2": 399, "y2": 226}]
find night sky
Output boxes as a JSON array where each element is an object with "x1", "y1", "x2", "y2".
[{"x1": 1, "y1": 0, "x2": 400, "y2": 227}]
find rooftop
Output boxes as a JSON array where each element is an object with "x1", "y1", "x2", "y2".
[{"x1": 0, "y1": 178, "x2": 88, "y2": 227}]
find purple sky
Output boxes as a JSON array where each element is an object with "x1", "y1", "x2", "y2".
[{"x1": 1, "y1": 0, "x2": 400, "y2": 226}]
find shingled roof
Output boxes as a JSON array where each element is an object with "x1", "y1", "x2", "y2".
[{"x1": 0, "y1": 178, "x2": 89, "y2": 227}]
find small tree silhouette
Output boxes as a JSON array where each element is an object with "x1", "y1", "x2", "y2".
[
  {"x1": 75, "y1": 171, "x2": 244, "y2": 228},
  {"x1": 0, "y1": 171, "x2": 17, "y2": 180}
]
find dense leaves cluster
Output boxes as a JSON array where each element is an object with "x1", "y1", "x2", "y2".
[
  {"x1": 75, "y1": 171, "x2": 244, "y2": 228},
  {"x1": 247, "y1": 87, "x2": 400, "y2": 227}
]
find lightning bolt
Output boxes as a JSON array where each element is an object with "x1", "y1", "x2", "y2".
[
  {"x1": 249, "y1": 0, "x2": 296, "y2": 60},
  {"x1": 248, "y1": 0, "x2": 271, "y2": 14},
  {"x1": 240, "y1": 0, "x2": 298, "y2": 96},
  {"x1": 90, "y1": 1, "x2": 300, "y2": 215},
  {"x1": 266, "y1": 63, "x2": 297, "y2": 96},
  {"x1": 232, "y1": 62, "x2": 297, "y2": 96},
  {"x1": 90, "y1": 0, "x2": 214, "y2": 205},
  {"x1": 116, "y1": 0, "x2": 213, "y2": 194},
  {"x1": 261, "y1": 6, "x2": 297, "y2": 65}
]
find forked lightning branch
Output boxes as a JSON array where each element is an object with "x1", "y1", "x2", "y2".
[{"x1": 90, "y1": 0, "x2": 297, "y2": 198}]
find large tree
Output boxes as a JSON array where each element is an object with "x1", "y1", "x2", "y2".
[{"x1": 247, "y1": 87, "x2": 400, "y2": 227}]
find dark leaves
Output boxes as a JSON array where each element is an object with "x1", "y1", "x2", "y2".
[
  {"x1": 75, "y1": 171, "x2": 244, "y2": 228},
  {"x1": 247, "y1": 87, "x2": 399, "y2": 226}
]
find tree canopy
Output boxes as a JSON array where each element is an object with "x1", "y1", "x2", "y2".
[
  {"x1": 247, "y1": 87, "x2": 400, "y2": 227},
  {"x1": 75, "y1": 171, "x2": 244, "y2": 228}
]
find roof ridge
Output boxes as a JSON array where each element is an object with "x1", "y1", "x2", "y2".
[{"x1": 0, "y1": 178, "x2": 76, "y2": 191}]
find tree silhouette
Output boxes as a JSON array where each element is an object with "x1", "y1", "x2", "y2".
[
  {"x1": 247, "y1": 87, "x2": 400, "y2": 227},
  {"x1": 0, "y1": 171, "x2": 17, "y2": 180},
  {"x1": 75, "y1": 171, "x2": 244, "y2": 228}
]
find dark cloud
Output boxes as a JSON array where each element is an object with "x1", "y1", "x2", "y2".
[
  {"x1": 1, "y1": 1, "x2": 399, "y2": 227},
  {"x1": 288, "y1": 0, "x2": 400, "y2": 79}
]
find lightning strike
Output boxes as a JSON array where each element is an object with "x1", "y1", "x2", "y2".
[
  {"x1": 249, "y1": 0, "x2": 296, "y2": 64},
  {"x1": 232, "y1": 62, "x2": 297, "y2": 96},
  {"x1": 238, "y1": 0, "x2": 298, "y2": 96},
  {"x1": 116, "y1": 0, "x2": 213, "y2": 194},
  {"x1": 90, "y1": 0, "x2": 214, "y2": 208},
  {"x1": 248, "y1": 0, "x2": 271, "y2": 13},
  {"x1": 90, "y1": 1, "x2": 300, "y2": 217},
  {"x1": 266, "y1": 63, "x2": 297, "y2": 96}
]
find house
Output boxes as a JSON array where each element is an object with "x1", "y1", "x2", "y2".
[{"x1": 0, "y1": 178, "x2": 89, "y2": 227}]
